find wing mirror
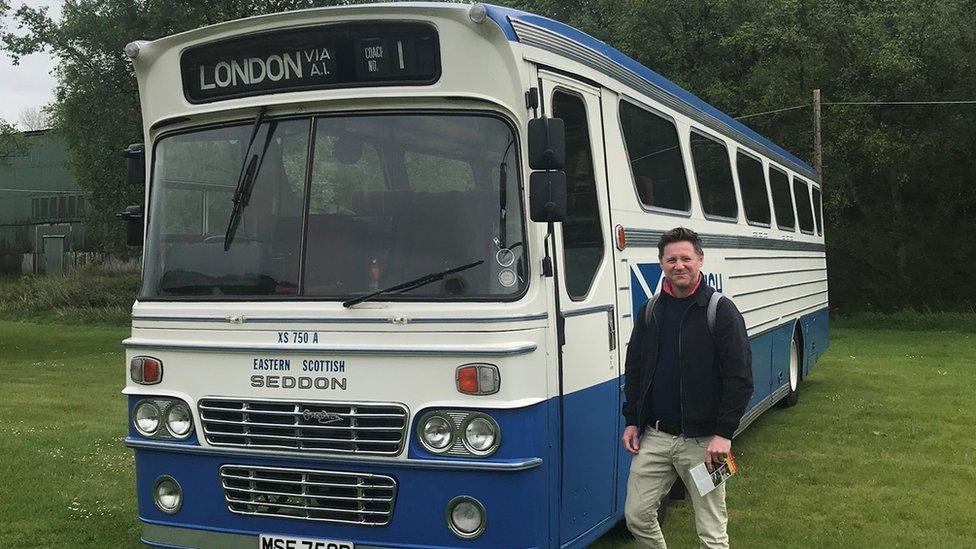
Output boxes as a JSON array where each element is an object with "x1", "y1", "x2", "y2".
[
  {"x1": 527, "y1": 118, "x2": 565, "y2": 170},
  {"x1": 527, "y1": 118, "x2": 566, "y2": 223},
  {"x1": 529, "y1": 171, "x2": 567, "y2": 223},
  {"x1": 122, "y1": 143, "x2": 145, "y2": 187},
  {"x1": 118, "y1": 204, "x2": 144, "y2": 247}
]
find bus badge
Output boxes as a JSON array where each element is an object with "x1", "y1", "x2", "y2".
[{"x1": 302, "y1": 409, "x2": 344, "y2": 425}]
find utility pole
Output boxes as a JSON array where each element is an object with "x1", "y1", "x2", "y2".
[{"x1": 813, "y1": 88, "x2": 823, "y2": 180}]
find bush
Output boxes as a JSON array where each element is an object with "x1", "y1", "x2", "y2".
[
  {"x1": 0, "y1": 266, "x2": 140, "y2": 324},
  {"x1": 832, "y1": 310, "x2": 976, "y2": 333}
]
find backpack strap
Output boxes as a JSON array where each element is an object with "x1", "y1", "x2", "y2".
[
  {"x1": 644, "y1": 290, "x2": 723, "y2": 333},
  {"x1": 642, "y1": 291, "x2": 661, "y2": 328},
  {"x1": 707, "y1": 291, "x2": 724, "y2": 335}
]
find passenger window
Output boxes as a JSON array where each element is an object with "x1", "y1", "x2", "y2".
[
  {"x1": 619, "y1": 100, "x2": 690, "y2": 211},
  {"x1": 736, "y1": 152, "x2": 771, "y2": 225},
  {"x1": 690, "y1": 131, "x2": 737, "y2": 219},
  {"x1": 552, "y1": 90, "x2": 604, "y2": 300},
  {"x1": 812, "y1": 186, "x2": 823, "y2": 235},
  {"x1": 794, "y1": 177, "x2": 815, "y2": 233},
  {"x1": 768, "y1": 166, "x2": 795, "y2": 230}
]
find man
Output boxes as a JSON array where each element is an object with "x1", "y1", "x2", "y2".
[{"x1": 621, "y1": 227, "x2": 753, "y2": 549}]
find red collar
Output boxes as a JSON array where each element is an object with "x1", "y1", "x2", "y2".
[{"x1": 662, "y1": 274, "x2": 702, "y2": 298}]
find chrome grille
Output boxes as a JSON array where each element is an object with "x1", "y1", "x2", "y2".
[
  {"x1": 445, "y1": 411, "x2": 473, "y2": 456},
  {"x1": 199, "y1": 398, "x2": 408, "y2": 455},
  {"x1": 220, "y1": 465, "x2": 396, "y2": 526}
]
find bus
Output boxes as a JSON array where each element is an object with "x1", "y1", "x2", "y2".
[{"x1": 120, "y1": 3, "x2": 828, "y2": 548}]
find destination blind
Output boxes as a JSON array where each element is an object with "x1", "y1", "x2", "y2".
[{"x1": 180, "y1": 22, "x2": 440, "y2": 103}]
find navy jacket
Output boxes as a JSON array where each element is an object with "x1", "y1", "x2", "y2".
[{"x1": 622, "y1": 281, "x2": 753, "y2": 439}]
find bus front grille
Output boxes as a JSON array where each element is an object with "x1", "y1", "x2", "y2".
[
  {"x1": 220, "y1": 465, "x2": 397, "y2": 526},
  {"x1": 198, "y1": 398, "x2": 408, "y2": 456}
]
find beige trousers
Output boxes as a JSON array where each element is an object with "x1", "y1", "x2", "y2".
[{"x1": 624, "y1": 427, "x2": 729, "y2": 549}]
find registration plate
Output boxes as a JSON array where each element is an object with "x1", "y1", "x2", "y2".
[{"x1": 259, "y1": 534, "x2": 354, "y2": 549}]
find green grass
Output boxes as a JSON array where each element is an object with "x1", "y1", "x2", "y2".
[
  {"x1": 594, "y1": 327, "x2": 976, "y2": 548},
  {"x1": 0, "y1": 321, "x2": 138, "y2": 548},
  {"x1": 1, "y1": 319, "x2": 974, "y2": 547}
]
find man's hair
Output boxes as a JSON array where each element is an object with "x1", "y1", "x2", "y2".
[{"x1": 657, "y1": 227, "x2": 704, "y2": 259}]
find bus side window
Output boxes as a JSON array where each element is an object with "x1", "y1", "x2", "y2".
[
  {"x1": 736, "y1": 151, "x2": 771, "y2": 226},
  {"x1": 793, "y1": 176, "x2": 815, "y2": 234},
  {"x1": 768, "y1": 166, "x2": 795, "y2": 231},
  {"x1": 552, "y1": 89, "x2": 603, "y2": 301},
  {"x1": 690, "y1": 130, "x2": 737, "y2": 220},
  {"x1": 619, "y1": 100, "x2": 690, "y2": 212},
  {"x1": 812, "y1": 186, "x2": 824, "y2": 235}
]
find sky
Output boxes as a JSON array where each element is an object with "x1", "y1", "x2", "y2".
[{"x1": 0, "y1": 1, "x2": 62, "y2": 128}]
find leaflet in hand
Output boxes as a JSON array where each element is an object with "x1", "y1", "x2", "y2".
[{"x1": 690, "y1": 453, "x2": 739, "y2": 497}]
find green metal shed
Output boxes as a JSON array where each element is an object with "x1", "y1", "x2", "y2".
[{"x1": 0, "y1": 129, "x2": 90, "y2": 275}]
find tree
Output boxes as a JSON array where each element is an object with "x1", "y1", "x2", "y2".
[
  {"x1": 0, "y1": 118, "x2": 28, "y2": 165},
  {"x1": 0, "y1": 0, "x2": 354, "y2": 249},
  {"x1": 18, "y1": 106, "x2": 50, "y2": 131}
]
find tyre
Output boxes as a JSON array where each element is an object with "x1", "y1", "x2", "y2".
[{"x1": 778, "y1": 329, "x2": 801, "y2": 408}]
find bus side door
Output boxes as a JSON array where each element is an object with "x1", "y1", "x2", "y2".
[{"x1": 540, "y1": 70, "x2": 622, "y2": 544}]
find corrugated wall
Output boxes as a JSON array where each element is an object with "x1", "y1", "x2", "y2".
[{"x1": 0, "y1": 130, "x2": 90, "y2": 274}]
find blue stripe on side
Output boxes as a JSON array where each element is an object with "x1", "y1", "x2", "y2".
[
  {"x1": 748, "y1": 331, "x2": 773, "y2": 409},
  {"x1": 745, "y1": 307, "x2": 829, "y2": 417},
  {"x1": 559, "y1": 377, "x2": 619, "y2": 544},
  {"x1": 800, "y1": 307, "x2": 830, "y2": 378},
  {"x1": 481, "y1": 4, "x2": 818, "y2": 180}
]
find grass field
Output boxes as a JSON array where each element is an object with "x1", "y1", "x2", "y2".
[{"x1": 1, "y1": 318, "x2": 974, "y2": 547}]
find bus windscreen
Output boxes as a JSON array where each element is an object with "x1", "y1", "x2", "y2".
[{"x1": 140, "y1": 113, "x2": 526, "y2": 301}]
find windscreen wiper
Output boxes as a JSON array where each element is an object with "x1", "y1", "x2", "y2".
[
  {"x1": 342, "y1": 260, "x2": 485, "y2": 308},
  {"x1": 497, "y1": 137, "x2": 515, "y2": 248},
  {"x1": 223, "y1": 108, "x2": 277, "y2": 251}
]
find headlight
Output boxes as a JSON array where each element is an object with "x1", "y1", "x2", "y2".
[
  {"x1": 153, "y1": 476, "x2": 183, "y2": 514},
  {"x1": 133, "y1": 400, "x2": 161, "y2": 436},
  {"x1": 446, "y1": 496, "x2": 487, "y2": 539},
  {"x1": 461, "y1": 414, "x2": 499, "y2": 456},
  {"x1": 164, "y1": 402, "x2": 193, "y2": 439},
  {"x1": 419, "y1": 412, "x2": 455, "y2": 453}
]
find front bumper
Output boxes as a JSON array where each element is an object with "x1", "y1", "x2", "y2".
[
  {"x1": 131, "y1": 442, "x2": 548, "y2": 548},
  {"x1": 141, "y1": 523, "x2": 389, "y2": 549}
]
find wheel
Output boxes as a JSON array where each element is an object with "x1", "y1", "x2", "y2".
[{"x1": 779, "y1": 330, "x2": 801, "y2": 408}]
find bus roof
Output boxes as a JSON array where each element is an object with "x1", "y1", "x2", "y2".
[
  {"x1": 132, "y1": 2, "x2": 817, "y2": 181},
  {"x1": 480, "y1": 4, "x2": 820, "y2": 182}
]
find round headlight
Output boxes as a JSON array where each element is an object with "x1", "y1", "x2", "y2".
[
  {"x1": 420, "y1": 413, "x2": 455, "y2": 453},
  {"x1": 134, "y1": 400, "x2": 161, "y2": 436},
  {"x1": 164, "y1": 402, "x2": 193, "y2": 439},
  {"x1": 462, "y1": 414, "x2": 499, "y2": 455},
  {"x1": 446, "y1": 496, "x2": 487, "y2": 539},
  {"x1": 153, "y1": 476, "x2": 183, "y2": 514}
]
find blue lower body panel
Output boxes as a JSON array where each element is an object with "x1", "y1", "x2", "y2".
[{"x1": 135, "y1": 447, "x2": 549, "y2": 549}]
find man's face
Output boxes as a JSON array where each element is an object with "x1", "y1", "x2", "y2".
[{"x1": 660, "y1": 241, "x2": 703, "y2": 293}]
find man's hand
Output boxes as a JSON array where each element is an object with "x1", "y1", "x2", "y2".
[
  {"x1": 621, "y1": 425, "x2": 640, "y2": 454},
  {"x1": 705, "y1": 435, "x2": 731, "y2": 471}
]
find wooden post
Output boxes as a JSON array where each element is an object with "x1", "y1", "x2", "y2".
[{"x1": 813, "y1": 88, "x2": 823, "y2": 179}]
